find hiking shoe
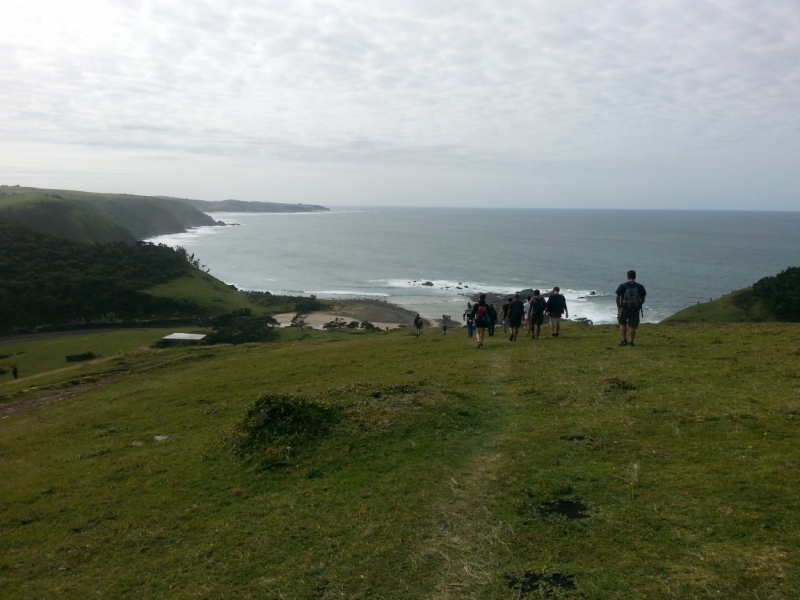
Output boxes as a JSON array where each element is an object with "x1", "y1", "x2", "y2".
[
  {"x1": 629, "y1": 341, "x2": 635, "y2": 347},
  {"x1": 619, "y1": 339, "x2": 628, "y2": 346}
]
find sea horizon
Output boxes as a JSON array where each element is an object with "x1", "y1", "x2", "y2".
[{"x1": 147, "y1": 207, "x2": 800, "y2": 325}]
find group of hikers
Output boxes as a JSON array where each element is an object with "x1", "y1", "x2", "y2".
[{"x1": 412, "y1": 271, "x2": 646, "y2": 349}]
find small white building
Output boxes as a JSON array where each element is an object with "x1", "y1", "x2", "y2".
[{"x1": 161, "y1": 333, "x2": 207, "y2": 341}]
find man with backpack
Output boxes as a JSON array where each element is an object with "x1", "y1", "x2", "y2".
[
  {"x1": 616, "y1": 270, "x2": 647, "y2": 347},
  {"x1": 529, "y1": 290, "x2": 547, "y2": 339},
  {"x1": 545, "y1": 287, "x2": 568, "y2": 337},
  {"x1": 507, "y1": 293, "x2": 525, "y2": 341},
  {"x1": 472, "y1": 293, "x2": 491, "y2": 348}
]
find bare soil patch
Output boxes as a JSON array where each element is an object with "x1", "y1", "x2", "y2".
[{"x1": 0, "y1": 378, "x2": 108, "y2": 419}]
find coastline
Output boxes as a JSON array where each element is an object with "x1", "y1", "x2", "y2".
[{"x1": 271, "y1": 298, "x2": 429, "y2": 329}]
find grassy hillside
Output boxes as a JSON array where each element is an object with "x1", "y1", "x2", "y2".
[
  {"x1": 664, "y1": 266, "x2": 800, "y2": 324},
  {"x1": 1, "y1": 322, "x2": 798, "y2": 598},
  {"x1": 662, "y1": 289, "x2": 775, "y2": 323},
  {"x1": 0, "y1": 186, "x2": 218, "y2": 243},
  {"x1": 164, "y1": 197, "x2": 329, "y2": 213}
]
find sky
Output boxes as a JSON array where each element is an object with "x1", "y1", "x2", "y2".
[{"x1": 1, "y1": 0, "x2": 799, "y2": 209}]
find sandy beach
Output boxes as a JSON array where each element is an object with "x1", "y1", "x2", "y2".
[{"x1": 272, "y1": 298, "x2": 428, "y2": 330}]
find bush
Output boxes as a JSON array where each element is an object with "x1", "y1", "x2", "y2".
[
  {"x1": 752, "y1": 267, "x2": 800, "y2": 320},
  {"x1": 232, "y1": 393, "x2": 339, "y2": 458},
  {"x1": 295, "y1": 296, "x2": 322, "y2": 313},
  {"x1": 205, "y1": 310, "x2": 277, "y2": 344},
  {"x1": 65, "y1": 351, "x2": 97, "y2": 362}
]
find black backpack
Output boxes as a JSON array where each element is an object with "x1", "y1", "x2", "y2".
[{"x1": 622, "y1": 283, "x2": 642, "y2": 311}]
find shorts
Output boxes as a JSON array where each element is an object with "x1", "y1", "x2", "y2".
[
  {"x1": 503, "y1": 318, "x2": 510, "y2": 327},
  {"x1": 618, "y1": 308, "x2": 640, "y2": 328},
  {"x1": 509, "y1": 316, "x2": 523, "y2": 328},
  {"x1": 548, "y1": 315, "x2": 561, "y2": 327},
  {"x1": 531, "y1": 314, "x2": 544, "y2": 326}
]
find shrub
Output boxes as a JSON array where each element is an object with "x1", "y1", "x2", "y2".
[
  {"x1": 65, "y1": 351, "x2": 97, "y2": 362},
  {"x1": 295, "y1": 296, "x2": 322, "y2": 313},
  {"x1": 232, "y1": 393, "x2": 339, "y2": 458},
  {"x1": 752, "y1": 267, "x2": 800, "y2": 320},
  {"x1": 205, "y1": 311, "x2": 277, "y2": 344}
]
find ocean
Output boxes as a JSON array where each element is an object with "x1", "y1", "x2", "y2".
[{"x1": 147, "y1": 208, "x2": 800, "y2": 325}]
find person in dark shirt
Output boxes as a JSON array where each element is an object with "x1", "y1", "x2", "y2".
[
  {"x1": 500, "y1": 298, "x2": 512, "y2": 336},
  {"x1": 507, "y1": 293, "x2": 525, "y2": 341},
  {"x1": 487, "y1": 304, "x2": 498, "y2": 336},
  {"x1": 529, "y1": 290, "x2": 547, "y2": 339},
  {"x1": 545, "y1": 286, "x2": 568, "y2": 337},
  {"x1": 414, "y1": 314, "x2": 424, "y2": 337},
  {"x1": 471, "y1": 293, "x2": 491, "y2": 348},
  {"x1": 615, "y1": 270, "x2": 647, "y2": 347}
]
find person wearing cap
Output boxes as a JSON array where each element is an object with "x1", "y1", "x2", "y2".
[
  {"x1": 545, "y1": 287, "x2": 568, "y2": 337},
  {"x1": 529, "y1": 290, "x2": 547, "y2": 339}
]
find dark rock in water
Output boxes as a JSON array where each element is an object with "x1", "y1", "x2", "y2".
[
  {"x1": 423, "y1": 281, "x2": 434, "y2": 286},
  {"x1": 573, "y1": 317, "x2": 593, "y2": 326},
  {"x1": 463, "y1": 285, "x2": 469, "y2": 288},
  {"x1": 589, "y1": 290, "x2": 596, "y2": 295},
  {"x1": 227, "y1": 284, "x2": 238, "y2": 290}
]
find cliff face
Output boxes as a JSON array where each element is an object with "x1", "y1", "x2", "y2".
[{"x1": 0, "y1": 186, "x2": 218, "y2": 244}]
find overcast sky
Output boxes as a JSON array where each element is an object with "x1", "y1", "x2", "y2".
[{"x1": 1, "y1": 0, "x2": 799, "y2": 209}]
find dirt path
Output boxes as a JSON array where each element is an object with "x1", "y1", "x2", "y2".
[
  {"x1": 0, "y1": 378, "x2": 109, "y2": 419},
  {"x1": 417, "y1": 353, "x2": 516, "y2": 599}
]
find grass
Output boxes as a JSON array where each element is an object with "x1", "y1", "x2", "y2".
[
  {"x1": 662, "y1": 288, "x2": 775, "y2": 323},
  {"x1": 0, "y1": 185, "x2": 215, "y2": 243},
  {"x1": 0, "y1": 327, "x2": 207, "y2": 382},
  {"x1": 145, "y1": 272, "x2": 265, "y2": 317},
  {"x1": 1, "y1": 322, "x2": 799, "y2": 598}
]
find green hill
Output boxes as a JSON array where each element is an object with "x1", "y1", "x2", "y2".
[
  {"x1": 0, "y1": 186, "x2": 219, "y2": 243},
  {"x1": 663, "y1": 267, "x2": 800, "y2": 323},
  {"x1": 1, "y1": 320, "x2": 799, "y2": 598},
  {"x1": 163, "y1": 196, "x2": 329, "y2": 213}
]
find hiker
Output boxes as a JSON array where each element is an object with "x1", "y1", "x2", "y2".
[
  {"x1": 523, "y1": 296, "x2": 532, "y2": 336},
  {"x1": 500, "y1": 298, "x2": 512, "y2": 335},
  {"x1": 616, "y1": 270, "x2": 647, "y2": 347},
  {"x1": 414, "y1": 313, "x2": 424, "y2": 337},
  {"x1": 441, "y1": 315, "x2": 450, "y2": 335},
  {"x1": 545, "y1": 287, "x2": 568, "y2": 337},
  {"x1": 507, "y1": 293, "x2": 525, "y2": 341},
  {"x1": 11, "y1": 365, "x2": 18, "y2": 380},
  {"x1": 487, "y1": 304, "x2": 498, "y2": 336},
  {"x1": 529, "y1": 290, "x2": 546, "y2": 339},
  {"x1": 472, "y1": 293, "x2": 491, "y2": 348},
  {"x1": 463, "y1": 303, "x2": 475, "y2": 338}
]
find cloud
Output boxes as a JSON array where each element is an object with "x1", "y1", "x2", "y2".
[{"x1": 1, "y1": 0, "x2": 799, "y2": 207}]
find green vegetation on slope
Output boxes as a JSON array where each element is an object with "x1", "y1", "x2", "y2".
[
  {"x1": 664, "y1": 266, "x2": 800, "y2": 323},
  {"x1": 0, "y1": 185, "x2": 218, "y2": 243},
  {"x1": 1, "y1": 322, "x2": 798, "y2": 598},
  {"x1": 0, "y1": 219, "x2": 202, "y2": 332}
]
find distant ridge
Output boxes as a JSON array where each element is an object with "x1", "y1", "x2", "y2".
[
  {"x1": 162, "y1": 196, "x2": 329, "y2": 213},
  {"x1": 0, "y1": 186, "x2": 220, "y2": 244}
]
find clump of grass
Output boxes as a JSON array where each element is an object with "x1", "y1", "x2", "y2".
[
  {"x1": 231, "y1": 393, "x2": 339, "y2": 459},
  {"x1": 65, "y1": 351, "x2": 97, "y2": 362}
]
